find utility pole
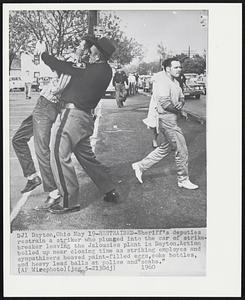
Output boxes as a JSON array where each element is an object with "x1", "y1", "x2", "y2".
[
  {"x1": 88, "y1": 10, "x2": 98, "y2": 36},
  {"x1": 188, "y1": 45, "x2": 190, "y2": 58}
]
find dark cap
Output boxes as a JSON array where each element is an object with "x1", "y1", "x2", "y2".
[
  {"x1": 83, "y1": 35, "x2": 97, "y2": 48},
  {"x1": 93, "y1": 37, "x2": 116, "y2": 59}
]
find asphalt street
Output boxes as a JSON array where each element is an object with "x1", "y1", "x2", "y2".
[{"x1": 9, "y1": 90, "x2": 206, "y2": 231}]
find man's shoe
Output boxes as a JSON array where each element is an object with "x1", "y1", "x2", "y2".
[
  {"x1": 178, "y1": 179, "x2": 199, "y2": 190},
  {"x1": 21, "y1": 176, "x2": 42, "y2": 193},
  {"x1": 48, "y1": 204, "x2": 80, "y2": 214},
  {"x1": 132, "y1": 162, "x2": 143, "y2": 183},
  {"x1": 103, "y1": 190, "x2": 120, "y2": 202},
  {"x1": 34, "y1": 196, "x2": 61, "y2": 211}
]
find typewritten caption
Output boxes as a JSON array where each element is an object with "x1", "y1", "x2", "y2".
[{"x1": 11, "y1": 228, "x2": 206, "y2": 276}]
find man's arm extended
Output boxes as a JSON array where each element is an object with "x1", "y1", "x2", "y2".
[
  {"x1": 41, "y1": 52, "x2": 81, "y2": 76},
  {"x1": 158, "y1": 96, "x2": 180, "y2": 115}
]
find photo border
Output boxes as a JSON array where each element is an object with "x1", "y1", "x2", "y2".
[{"x1": 3, "y1": 2, "x2": 242, "y2": 297}]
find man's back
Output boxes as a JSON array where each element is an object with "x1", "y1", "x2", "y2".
[{"x1": 61, "y1": 63, "x2": 112, "y2": 110}]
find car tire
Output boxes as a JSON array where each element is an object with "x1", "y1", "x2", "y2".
[{"x1": 195, "y1": 94, "x2": 201, "y2": 99}]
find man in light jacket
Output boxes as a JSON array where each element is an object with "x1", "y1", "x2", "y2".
[{"x1": 132, "y1": 58, "x2": 199, "y2": 190}]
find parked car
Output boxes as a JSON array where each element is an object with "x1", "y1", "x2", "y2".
[
  {"x1": 31, "y1": 79, "x2": 40, "y2": 92},
  {"x1": 183, "y1": 83, "x2": 204, "y2": 99},
  {"x1": 196, "y1": 75, "x2": 206, "y2": 95},
  {"x1": 138, "y1": 77, "x2": 143, "y2": 89},
  {"x1": 9, "y1": 76, "x2": 25, "y2": 92},
  {"x1": 184, "y1": 73, "x2": 199, "y2": 82}
]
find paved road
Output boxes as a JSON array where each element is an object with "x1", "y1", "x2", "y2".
[
  {"x1": 9, "y1": 91, "x2": 40, "y2": 212},
  {"x1": 10, "y1": 92, "x2": 206, "y2": 231},
  {"x1": 183, "y1": 95, "x2": 206, "y2": 120}
]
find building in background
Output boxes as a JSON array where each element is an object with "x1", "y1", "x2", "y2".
[
  {"x1": 20, "y1": 52, "x2": 56, "y2": 84},
  {"x1": 10, "y1": 58, "x2": 21, "y2": 77}
]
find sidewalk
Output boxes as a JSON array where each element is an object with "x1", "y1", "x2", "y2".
[{"x1": 11, "y1": 94, "x2": 206, "y2": 231}]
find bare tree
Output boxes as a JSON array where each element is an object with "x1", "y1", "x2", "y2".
[
  {"x1": 100, "y1": 12, "x2": 144, "y2": 65},
  {"x1": 9, "y1": 10, "x2": 144, "y2": 68}
]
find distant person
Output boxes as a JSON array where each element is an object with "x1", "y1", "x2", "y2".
[
  {"x1": 112, "y1": 65, "x2": 128, "y2": 108},
  {"x1": 128, "y1": 73, "x2": 136, "y2": 95},
  {"x1": 134, "y1": 72, "x2": 139, "y2": 93},
  {"x1": 132, "y1": 58, "x2": 199, "y2": 190},
  {"x1": 23, "y1": 70, "x2": 32, "y2": 99}
]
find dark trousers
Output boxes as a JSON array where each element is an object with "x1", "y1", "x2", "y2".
[
  {"x1": 12, "y1": 115, "x2": 36, "y2": 178},
  {"x1": 12, "y1": 96, "x2": 58, "y2": 192},
  {"x1": 50, "y1": 108, "x2": 115, "y2": 208},
  {"x1": 115, "y1": 83, "x2": 127, "y2": 107}
]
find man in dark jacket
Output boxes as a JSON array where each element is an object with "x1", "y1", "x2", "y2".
[
  {"x1": 112, "y1": 66, "x2": 128, "y2": 108},
  {"x1": 41, "y1": 37, "x2": 119, "y2": 214}
]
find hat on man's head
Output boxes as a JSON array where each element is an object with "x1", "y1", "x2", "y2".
[
  {"x1": 93, "y1": 37, "x2": 116, "y2": 59},
  {"x1": 83, "y1": 35, "x2": 97, "y2": 48}
]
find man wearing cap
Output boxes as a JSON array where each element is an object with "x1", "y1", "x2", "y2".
[{"x1": 41, "y1": 37, "x2": 120, "y2": 214}]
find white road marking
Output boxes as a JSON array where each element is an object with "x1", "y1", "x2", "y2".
[
  {"x1": 10, "y1": 139, "x2": 40, "y2": 223},
  {"x1": 90, "y1": 102, "x2": 102, "y2": 151}
]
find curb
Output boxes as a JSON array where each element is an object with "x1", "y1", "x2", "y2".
[{"x1": 182, "y1": 110, "x2": 206, "y2": 125}]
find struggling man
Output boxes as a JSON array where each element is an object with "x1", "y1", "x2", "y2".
[
  {"x1": 12, "y1": 70, "x2": 71, "y2": 202},
  {"x1": 40, "y1": 37, "x2": 120, "y2": 214},
  {"x1": 12, "y1": 37, "x2": 94, "y2": 210},
  {"x1": 132, "y1": 58, "x2": 199, "y2": 190}
]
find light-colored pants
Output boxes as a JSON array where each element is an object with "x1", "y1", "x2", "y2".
[
  {"x1": 50, "y1": 108, "x2": 115, "y2": 208},
  {"x1": 138, "y1": 113, "x2": 189, "y2": 182},
  {"x1": 25, "y1": 82, "x2": 32, "y2": 98}
]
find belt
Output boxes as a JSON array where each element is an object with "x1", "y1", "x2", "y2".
[{"x1": 65, "y1": 103, "x2": 93, "y2": 115}]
